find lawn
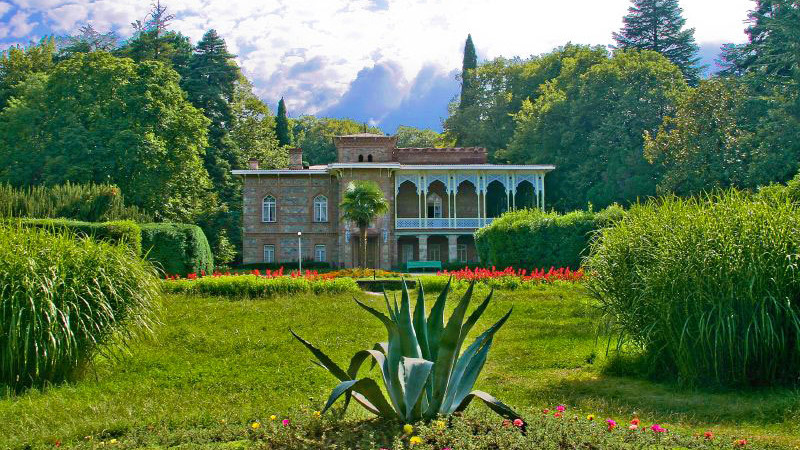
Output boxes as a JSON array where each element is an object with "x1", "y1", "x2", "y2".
[{"x1": 1, "y1": 283, "x2": 798, "y2": 448}]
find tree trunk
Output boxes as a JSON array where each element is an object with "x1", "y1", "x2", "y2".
[{"x1": 361, "y1": 227, "x2": 368, "y2": 268}]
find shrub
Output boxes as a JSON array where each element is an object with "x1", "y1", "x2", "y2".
[
  {"x1": 140, "y1": 223, "x2": 213, "y2": 276},
  {"x1": 0, "y1": 223, "x2": 159, "y2": 389},
  {"x1": 586, "y1": 191, "x2": 800, "y2": 386},
  {"x1": 16, "y1": 218, "x2": 142, "y2": 256},
  {"x1": 0, "y1": 182, "x2": 149, "y2": 222},
  {"x1": 162, "y1": 275, "x2": 359, "y2": 298},
  {"x1": 475, "y1": 205, "x2": 624, "y2": 269}
]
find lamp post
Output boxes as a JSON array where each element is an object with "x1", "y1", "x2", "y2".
[{"x1": 297, "y1": 231, "x2": 303, "y2": 273}]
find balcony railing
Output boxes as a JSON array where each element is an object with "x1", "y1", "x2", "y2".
[{"x1": 395, "y1": 217, "x2": 495, "y2": 229}]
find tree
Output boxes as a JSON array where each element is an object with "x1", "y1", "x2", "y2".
[
  {"x1": 276, "y1": 97, "x2": 291, "y2": 146},
  {"x1": 340, "y1": 181, "x2": 389, "y2": 268},
  {"x1": 56, "y1": 24, "x2": 118, "y2": 60},
  {"x1": 394, "y1": 125, "x2": 454, "y2": 148},
  {"x1": 613, "y1": 0, "x2": 701, "y2": 84},
  {"x1": 0, "y1": 52, "x2": 213, "y2": 222},
  {"x1": 116, "y1": 2, "x2": 192, "y2": 78},
  {"x1": 0, "y1": 38, "x2": 56, "y2": 111},
  {"x1": 454, "y1": 34, "x2": 478, "y2": 146},
  {"x1": 504, "y1": 49, "x2": 687, "y2": 211},
  {"x1": 292, "y1": 116, "x2": 382, "y2": 165},
  {"x1": 230, "y1": 76, "x2": 284, "y2": 169}
]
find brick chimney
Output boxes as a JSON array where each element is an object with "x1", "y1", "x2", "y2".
[
  {"x1": 248, "y1": 158, "x2": 259, "y2": 170},
  {"x1": 288, "y1": 147, "x2": 303, "y2": 169}
]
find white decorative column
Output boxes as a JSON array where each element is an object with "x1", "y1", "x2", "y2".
[
  {"x1": 418, "y1": 234, "x2": 428, "y2": 261},
  {"x1": 540, "y1": 174, "x2": 545, "y2": 211},
  {"x1": 447, "y1": 235, "x2": 458, "y2": 262},
  {"x1": 481, "y1": 176, "x2": 487, "y2": 227}
]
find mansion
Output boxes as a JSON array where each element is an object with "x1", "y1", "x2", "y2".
[{"x1": 233, "y1": 134, "x2": 554, "y2": 269}]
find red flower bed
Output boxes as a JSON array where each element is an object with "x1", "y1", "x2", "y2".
[
  {"x1": 437, "y1": 266, "x2": 584, "y2": 283},
  {"x1": 164, "y1": 267, "x2": 335, "y2": 281}
]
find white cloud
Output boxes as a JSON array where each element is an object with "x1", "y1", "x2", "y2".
[
  {"x1": 0, "y1": 2, "x2": 12, "y2": 18},
  {"x1": 2, "y1": 0, "x2": 755, "y2": 119}
]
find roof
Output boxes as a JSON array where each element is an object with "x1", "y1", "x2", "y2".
[
  {"x1": 336, "y1": 133, "x2": 388, "y2": 138},
  {"x1": 232, "y1": 163, "x2": 555, "y2": 176}
]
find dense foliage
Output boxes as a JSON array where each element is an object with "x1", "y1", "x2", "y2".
[
  {"x1": 0, "y1": 182, "x2": 149, "y2": 222},
  {"x1": 292, "y1": 280, "x2": 520, "y2": 421},
  {"x1": 475, "y1": 205, "x2": 625, "y2": 269},
  {"x1": 16, "y1": 218, "x2": 143, "y2": 256},
  {"x1": 163, "y1": 274, "x2": 359, "y2": 298},
  {"x1": 140, "y1": 223, "x2": 214, "y2": 276},
  {"x1": 587, "y1": 191, "x2": 800, "y2": 386},
  {"x1": 0, "y1": 224, "x2": 159, "y2": 389},
  {"x1": 291, "y1": 116, "x2": 383, "y2": 165}
]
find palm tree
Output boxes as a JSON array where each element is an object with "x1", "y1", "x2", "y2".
[{"x1": 340, "y1": 181, "x2": 389, "y2": 268}]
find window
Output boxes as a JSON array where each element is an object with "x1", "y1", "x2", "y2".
[
  {"x1": 358, "y1": 154, "x2": 364, "y2": 162},
  {"x1": 263, "y1": 244, "x2": 275, "y2": 263},
  {"x1": 262, "y1": 195, "x2": 276, "y2": 222},
  {"x1": 427, "y1": 193, "x2": 443, "y2": 218},
  {"x1": 367, "y1": 154, "x2": 373, "y2": 162},
  {"x1": 313, "y1": 195, "x2": 328, "y2": 222},
  {"x1": 315, "y1": 244, "x2": 326, "y2": 262},
  {"x1": 457, "y1": 244, "x2": 468, "y2": 263},
  {"x1": 428, "y1": 244, "x2": 441, "y2": 262}
]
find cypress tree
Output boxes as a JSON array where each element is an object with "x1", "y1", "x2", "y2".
[
  {"x1": 613, "y1": 0, "x2": 701, "y2": 84},
  {"x1": 459, "y1": 34, "x2": 478, "y2": 110},
  {"x1": 276, "y1": 97, "x2": 291, "y2": 146}
]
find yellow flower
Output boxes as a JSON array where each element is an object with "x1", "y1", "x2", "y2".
[
  {"x1": 403, "y1": 424, "x2": 414, "y2": 434},
  {"x1": 251, "y1": 422, "x2": 261, "y2": 430},
  {"x1": 270, "y1": 415, "x2": 277, "y2": 421},
  {"x1": 409, "y1": 436, "x2": 422, "y2": 445},
  {"x1": 313, "y1": 410, "x2": 321, "y2": 417},
  {"x1": 587, "y1": 414, "x2": 595, "y2": 421},
  {"x1": 109, "y1": 439, "x2": 118, "y2": 445},
  {"x1": 436, "y1": 420, "x2": 446, "y2": 430}
]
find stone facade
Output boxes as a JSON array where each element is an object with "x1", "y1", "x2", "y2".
[{"x1": 234, "y1": 134, "x2": 555, "y2": 269}]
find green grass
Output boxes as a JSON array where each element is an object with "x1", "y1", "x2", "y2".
[{"x1": 1, "y1": 284, "x2": 798, "y2": 448}]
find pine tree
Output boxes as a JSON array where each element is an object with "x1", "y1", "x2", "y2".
[
  {"x1": 276, "y1": 97, "x2": 291, "y2": 146},
  {"x1": 459, "y1": 34, "x2": 477, "y2": 110},
  {"x1": 613, "y1": 0, "x2": 701, "y2": 84}
]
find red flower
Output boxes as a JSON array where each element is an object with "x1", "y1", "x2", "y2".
[{"x1": 704, "y1": 431, "x2": 714, "y2": 440}]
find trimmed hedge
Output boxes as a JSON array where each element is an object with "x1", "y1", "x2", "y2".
[
  {"x1": 140, "y1": 223, "x2": 214, "y2": 276},
  {"x1": 475, "y1": 205, "x2": 624, "y2": 269},
  {"x1": 15, "y1": 218, "x2": 142, "y2": 256},
  {"x1": 162, "y1": 275, "x2": 359, "y2": 298},
  {"x1": 239, "y1": 261, "x2": 331, "y2": 271}
]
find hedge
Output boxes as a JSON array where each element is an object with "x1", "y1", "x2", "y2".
[
  {"x1": 475, "y1": 205, "x2": 624, "y2": 269},
  {"x1": 140, "y1": 223, "x2": 214, "y2": 276},
  {"x1": 15, "y1": 218, "x2": 142, "y2": 256},
  {"x1": 162, "y1": 275, "x2": 359, "y2": 298}
]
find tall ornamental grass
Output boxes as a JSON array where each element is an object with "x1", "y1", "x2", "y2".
[
  {"x1": 0, "y1": 224, "x2": 160, "y2": 390},
  {"x1": 162, "y1": 275, "x2": 360, "y2": 298},
  {"x1": 587, "y1": 191, "x2": 800, "y2": 386}
]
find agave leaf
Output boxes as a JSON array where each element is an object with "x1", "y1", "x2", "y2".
[
  {"x1": 355, "y1": 298, "x2": 397, "y2": 333},
  {"x1": 374, "y1": 341, "x2": 388, "y2": 355},
  {"x1": 397, "y1": 281, "x2": 422, "y2": 358},
  {"x1": 426, "y1": 276, "x2": 452, "y2": 361},
  {"x1": 443, "y1": 336, "x2": 493, "y2": 414},
  {"x1": 454, "y1": 390, "x2": 520, "y2": 420},
  {"x1": 289, "y1": 329, "x2": 348, "y2": 381},
  {"x1": 322, "y1": 377, "x2": 398, "y2": 418},
  {"x1": 413, "y1": 282, "x2": 430, "y2": 360},
  {"x1": 425, "y1": 280, "x2": 476, "y2": 418},
  {"x1": 382, "y1": 291, "x2": 397, "y2": 322},
  {"x1": 347, "y1": 348, "x2": 403, "y2": 413},
  {"x1": 399, "y1": 356, "x2": 434, "y2": 420},
  {"x1": 461, "y1": 289, "x2": 494, "y2": 343}
]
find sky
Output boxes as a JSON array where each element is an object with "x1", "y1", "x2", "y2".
[{"x1": 0, "y1": 0, "x2": 756, "y2": 133}]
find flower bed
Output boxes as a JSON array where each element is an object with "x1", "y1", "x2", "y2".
[
  {"x1": 439, "y1": 266, "x2": 585, "y2": 282},
  {"x1": 162, "y1": 269, "x2": 359, "y2": 298}
]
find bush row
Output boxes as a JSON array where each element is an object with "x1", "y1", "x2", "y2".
[
  {"x1": 12, "y1": 218, "x2": 214, "y2": 276},
  {"x1": 0, "y1": 224, "x2": 159, "y2": 389},
  {"x1": 475, "y1": 205, "x2": 625, "y2": 269},
  {"x1": 587, "y1": 190, "x2": 800, "y2": 386},
  {"x1": 162, "y1": 275, "x2": 360, "y2": 298}
]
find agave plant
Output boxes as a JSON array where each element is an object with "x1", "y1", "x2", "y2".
[{"x1": 290, "y1": 279, "x2": 521, "y2": 421}]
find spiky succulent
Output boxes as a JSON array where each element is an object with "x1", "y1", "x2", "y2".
[{"x1": 290, "y1": 278, "x2": 520, "y2": 421}]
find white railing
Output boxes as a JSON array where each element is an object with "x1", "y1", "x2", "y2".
[{"x1": 395, "y1": 218, "x2": 494, "y2": 229}]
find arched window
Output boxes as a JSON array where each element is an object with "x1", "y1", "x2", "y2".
[
  {"x1": 262, "y1": 195, "x2": 276, "y2": 222},
  {"x1": 367, "y1": 154, "x2": 373, "y2": 162},
  {"x1": 358, "y1": 154, "x2": 364, "y2": 162},
  {"x1": 426, "y1": 193, "x2": 442, "y2": 218},
  {"x1": 313, "y1": 195, "x2": 328, "y2": 222}
]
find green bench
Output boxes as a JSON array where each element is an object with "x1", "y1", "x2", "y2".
[{"x1": 406, "y1": 260, "x2": 442, "y2": 272}]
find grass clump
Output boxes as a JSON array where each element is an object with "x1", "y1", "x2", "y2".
[
  {"x1": 162, "y1": 274, "x2": 360, "y2": 298},
  {"x1": 587, "y1": 190, "x2": 800, "y2": 386},
  {"x1": 15, "y1": 218, "x2": 142, "y2": 256},
  {"x1": 0, "y1": 223, "x2": 160, "y2": 390}
]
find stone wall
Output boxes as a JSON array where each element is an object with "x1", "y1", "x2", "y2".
[
  {"x1": 334, "y1": 135, "x2": 396, "y2": 163},
  {"x1": 241, "y1": 173, "x2": 339, "y2": 265},
  {"x1": 394, "y1": 147, "x2": 487, "y2": 164}
]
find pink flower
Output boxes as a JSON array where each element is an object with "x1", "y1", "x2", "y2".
[
  {"x1": 556, "y1": 404, "x2": 565, "y2": 412},
  {"x1": 628, "y1": 424, "x2": 638, "y2": 430},
  {"x1": 650, "y1": 424, "x2": 666, "y2": 433},
  {"x1": 513, "y1": 419, "x2": 524, "y2": 427},
  {"x1": 606, "y1": 419, "x2": 617, "y2": 431},
  {"x1": 282, "y1": 419, "x2": 290, "y2": 427},
  {"x1": 553, "y1": 412, "x2": 562, "y2": 418}
]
